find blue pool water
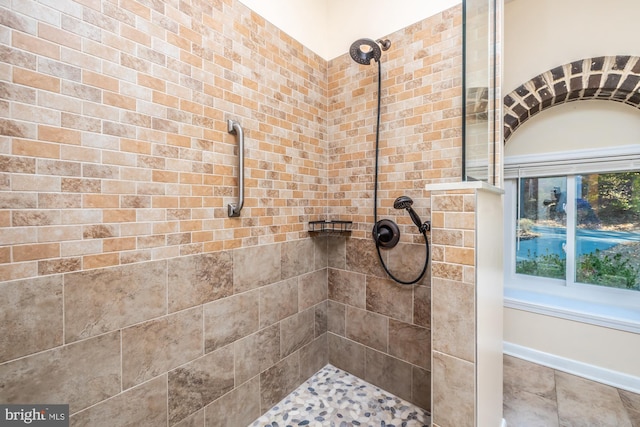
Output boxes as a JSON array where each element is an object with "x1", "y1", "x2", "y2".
[{"x1": 516, "y1": 226, "x2": 640, "y2": 261}]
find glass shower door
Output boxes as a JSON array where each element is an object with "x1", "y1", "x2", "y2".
[{"x1": 463, "y1": 0, "x2": 501, "y2": 185}]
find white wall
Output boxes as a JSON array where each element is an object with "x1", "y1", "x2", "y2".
[
  {"x1": 236, "y1": 0, "x2": 330, "y2": 57},
  {"x1": 504, "y1": 0, "x2": 640, "y2": 93},
  {"x1": 504, "y1": 309, "x2": 640, "y2": 390},
  {"x1": 325, "y1": 0, "x2": 460, "y2": 60},
  {"x1": 504, "y1": 0, "x2": 640, "y2": 382},
  {"x1": 237, "y1": 0, "x2": 460, "y2": 60},
  {"x1": 505, "y1": 101, "x2": 640, "y2": 157}
]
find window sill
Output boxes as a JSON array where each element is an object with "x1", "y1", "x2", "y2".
[{"x1": 505, "y1": 287, "x2": 640, "y2": 334}]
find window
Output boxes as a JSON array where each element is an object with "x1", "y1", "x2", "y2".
[
  {"x1": 515, "y1": 176, "x2": 567, "y2": 280},
  {"x1": 504, "y1": 147, "x2": 640, "y2": 332}
]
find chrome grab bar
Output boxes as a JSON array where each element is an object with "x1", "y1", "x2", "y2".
[{"x1": 227, "y1": 119, "x2": 244, "y2": 217}]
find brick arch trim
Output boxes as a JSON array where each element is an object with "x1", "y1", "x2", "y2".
[{"x1": 503, "y1": 55, "x2": 640, "y2": 142}]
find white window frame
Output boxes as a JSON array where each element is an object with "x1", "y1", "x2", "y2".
[{"x1": 503, "y1": 145, "x2": 640, "y2": 333}]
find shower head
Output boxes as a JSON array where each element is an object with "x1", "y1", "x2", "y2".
[
  {"x1": 393, "y1": 195, "x2": 414, "y2": 210},
  {"x1": 394, "y1": 196, "x2": 429, "y2": 233},
  {"x1": 349, "y1": 39, "x2": 380, "y2": 65},
  {"x1": 349, "y1": 38, "x2": 391, "y2": 65}
]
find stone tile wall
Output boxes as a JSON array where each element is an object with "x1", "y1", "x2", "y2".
[
  {"x1": 327, "y1": 6, "x2": 463, "y2": 241},
  {"x1": 0, "y1": 0, "x2": 464, "y2": 424},
  {"x1": 0, "y1": 0, "x2": 329, "y2": 424},
  {"x1": 325, "y1": 5, "x2": 463, "y2": 414},
  {"x1": 326, "y1": 237, "x2": 433, "y2": 410},
  {"x1": 428, "y1": 183, "x2": 504, "y2": 427},
  {"x1": 0, "y1": 0, "x2": 327, "y2": 283},
  {"x1": 0, "y1": 239, "x2": 329, "y2": 426},
  {"x1": 430, "y1": 188, "x2": 477, "y2": 427}
]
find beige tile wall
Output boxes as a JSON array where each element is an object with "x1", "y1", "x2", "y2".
[
  {"x1": 0, "y1": 0, "x2": 329, "y2": 424},
  {"x1": 327, "y1": 6, "x2": 463, "y2": 241},
  {"x1": 327, "y1": 237, "x2": 433, "y2": 410},
  {"x1": 0, "y1": 0, "x2": 327, "y2": 283},
  {"x1": 0, "y1": 0, "x2": 463, "y2": 424},
  {"x1": 325, "y1": 5, "x2": 463, "y2": 413},
  {"x1": 0, "y1": 239, "x2": 330, "y2": 426},
  {"x1": 430, "y1": 188, "x2": 477, "y2": 427},
  {"x1": 429, "y1": 184, "x2": 504, "y2": 427}
]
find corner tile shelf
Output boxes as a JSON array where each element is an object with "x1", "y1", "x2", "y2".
[{"x1": 308, "y1": 220, "x2": 352, "y2": 234}]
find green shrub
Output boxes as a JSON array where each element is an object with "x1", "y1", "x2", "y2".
[
  {"x1": 516, "y1": 250, "x2": 566, "y2": 279},
  {"x1": 517, "y1": 249, "x2": 640, "y2": 290},
  {"x1": 577, "y1": 250, "x2": 640, "y2": 290}
]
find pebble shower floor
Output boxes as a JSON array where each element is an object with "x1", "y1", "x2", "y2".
[{"x1": 250, "y1": 365, "x2": 430, "y2": 427}]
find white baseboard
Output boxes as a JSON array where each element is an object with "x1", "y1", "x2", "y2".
[
  {"x1": 501, "y1": 419, "x2": 507, "y2": 427},
  {"x1": 504, "y1": 341, "x2": 640, "y2": 394}
]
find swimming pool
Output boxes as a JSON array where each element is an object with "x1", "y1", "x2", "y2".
[{"x1": 516, "y1": 226, "x2": 640, "y2": 261}]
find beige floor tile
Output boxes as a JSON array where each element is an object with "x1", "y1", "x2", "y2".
[
  {"x1": 620, "y1": 389, "x2": 640, "y2": 427},
  {"x1": 556, "y1": 371, "x2": 632, "y2": 427},
  {"x1": 504, "y1": 388, "x2": 560, "y2": 427},
  {"x1": 504, "y1": 355, "x2": 556, "y2": 400},
  {"x1": 620, "y1": 389, "x2": 640, "y2": 413},
  {"x1": 504, "y1": 357, "x2": 640, "y2": 427},
  {"x1": 627, "y1": 409, "x2": 640, "y2": 427}
]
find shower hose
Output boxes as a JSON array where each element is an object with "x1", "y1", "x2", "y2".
[{"x1": 371, "y1": 60, "x2": 430, "y2": 285}]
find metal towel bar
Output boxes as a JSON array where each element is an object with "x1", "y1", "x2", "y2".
[{"x1": 227, "y1": 119, "x2": 244, "y2": 217}]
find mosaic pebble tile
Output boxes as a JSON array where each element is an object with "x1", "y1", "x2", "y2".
[{"x1": 250, "y1": 364, "x2": 430, "y2": 427}]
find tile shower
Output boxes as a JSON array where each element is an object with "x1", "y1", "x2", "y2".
[{"x1": 0, "y1": 0, "x2": 463, "y2": 425}]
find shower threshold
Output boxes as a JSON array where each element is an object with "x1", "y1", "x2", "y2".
[{"x1": 250, "y1": 364, "x2": 430, "y2": 427}]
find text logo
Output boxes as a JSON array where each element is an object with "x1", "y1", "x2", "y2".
[{"x1": 0, "y1": 405, "x2": 68, "y2": 427}]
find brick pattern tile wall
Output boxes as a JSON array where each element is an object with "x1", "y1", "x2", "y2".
[
  {"x1": 0, "y1": 0, "x2": 327, "y2": 283},
  {"x1": 327, "y1": 6, "x2": 463, "y2": 241},
  {"x1": 0, "y1": 0, "x2": 329, "y2": 424},
  {"x1": 324, "y1": 5, "x2": 463, "y2": 413},
  {"x1": 0, "y1": 0, "x2": 465, "y2": 424}
]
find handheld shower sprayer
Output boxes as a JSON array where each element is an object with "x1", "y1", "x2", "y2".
[{"x1": 393, "y1": 196, "x2": 431, "y2": 234}]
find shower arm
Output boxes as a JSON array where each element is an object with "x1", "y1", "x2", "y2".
[{"x1": 227, "y1": 119, "x2": 244, "y2": 217}]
